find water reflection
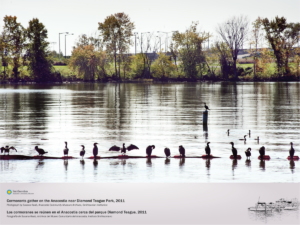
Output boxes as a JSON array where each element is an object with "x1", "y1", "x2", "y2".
[
  {"x1": 205, "y1": 159, "x2": 211, "y2": 170},
  {"x1": 93, "y1": 160, "x2": 98, "y2": 169},
  {"x1": 146, "y1": 158, "x2": 152, "y2": 166},
  {"x1": 64, "y1": 159, "x2": 68, "y2": 171},
  {"x1": 290, "y1": 160, "x2": 295, "y2": 172},
  {"x1": 35, "y1": 159, "x2": 45, "y2": 170},
  {"x1": 245, "y1": 159, "x2": 251, "y2": 168},
  {"x1": 80, "y1": 160, "x2": 85, "y2": 169},
  {"x1": 232, "y1": 159, "x2": 238, "y2": 172},
  {"x1": 165, "y1": 158, "x2": 170, "y2": 165},
  {"x1": 179, "y1": 158, "x2": 185, "y2": 167},
  {"x1": 259, "y1": 160, "x2": 266, "y2": 170}
]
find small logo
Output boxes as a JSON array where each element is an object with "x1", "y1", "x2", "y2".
[{"x1": 7, "y1": 190, "x2": 12, "y2": 195}]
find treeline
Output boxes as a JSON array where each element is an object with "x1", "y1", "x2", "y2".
[{"x1": 1, "y1": 14, "x2": 300, "y2": 82}]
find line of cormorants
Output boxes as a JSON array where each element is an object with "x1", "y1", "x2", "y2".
[{"x1": 1, "y1": 142, "x2": 296, "y2": 160}]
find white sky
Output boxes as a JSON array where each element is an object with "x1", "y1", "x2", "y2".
[{"x1": 1, "y1": 0, "x2": 300, "y2": 55}]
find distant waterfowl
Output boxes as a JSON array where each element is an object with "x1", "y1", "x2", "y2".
[
  {"x1": 259, "y1": 146, "x2": 265, "y2": 159},
  {"x1": 63, "y1": 142, "x2": 69, "y2": 157},
  {"x1": 205, "y1": 142, "x2": 211, "y2": 156},
  {"x1": 109, "y1": 143, "x2": 139, "y2": 155},
  {"x1": 146, "y1": 145, "x2": 155, "y2": 157},
  {"x1": 80, "y1": 145, "x2": 85, "y2": 159},
  {"x1": 289, "y1": 142, "x2": 294, "y2": 158},
  {"x1": 93, "y1": 143, "x2": 98, "y2": 159},
  {"x1": 164, "y1": 148, "x2": 171, "y2": 158},
  {"x1": 227, "y1": 129, "x2": 230, "y2": 136},
  {"x1": 1, "y1": 146, "x2": 17, "y2": 155},
  {"x1": 179, "y1": 145, "x2": 186, "y2": 157},
  {"x1": 245, "y1": 148, "x2": 251, "y2": 160},
  {"x1": 204, "y1": 103, "x2": 210, "y2": 110},
  {"x1": 239, "y1": 135, "x2": 247, "y2": 141},
  {"x1": 249, "y1": 130, "x2": 251, "y2": 137},
  {"x1": 254, "y1": 136, "x2": 260, "y2": 143},
  {"x1": 230, "y1": 142, "x2": 238, "y2": 159},
  {"x1": 35, "y1": 146, "x2": 48, "y2": 156}
]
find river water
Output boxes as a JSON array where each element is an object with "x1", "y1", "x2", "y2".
[{"x1": 0, "y1": 82, "x2": 299, "y2": 182}]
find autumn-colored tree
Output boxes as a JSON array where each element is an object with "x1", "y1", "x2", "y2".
[
  {"x1": 98, "y1": 13, "x2": 135, "y2": 80},
  {"x1": 172, "y1": 22, "x2": 210, "y2": 79},
  {"x1": 212, "y1": 41, "x2": 232, "y2": 79},
  {"x1": 2, "y1": 16, "x2": 26, "y2": 81},
  {"x1": 26, "y1": 18, "x2": 53, "y2": 82},
  {"x1": 151, "y1": 53, "x2": 176, "y2": 79},
  {"x1": 261, "y1": 16, "x2": 300, "y2": 77}
]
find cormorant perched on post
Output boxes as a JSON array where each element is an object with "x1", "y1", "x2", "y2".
[
  {"x1": 179, "y1": 145, "x2": 186, "y2": 157},
  {"x1": 230, "y1": 142, "x2": 237, "y2": 159},
  {"x1": 63, "y1": 142, "x2": 69, "y2": 157},
  {"x1": 109, "y1": 143, "x2": 139, "y2": 155},
  {"x1": 146, "y1": 145, "x2": 155, "y2": 157},
  {"x1": 204, "y1": 103, "x2": 210, "y2": 110},
  {"x1": 80, "y1": 145, "x2": 85, "y2": 159},
  {"x1": 35, "y1": 146, "x2": 48, "y2": 156},
  {"x1": 205, "y1": 142, "x2": 211, "y2": 156},
  {"x1": 164, "y1": 148, "x2": 171, "y2": 158},
  {"x1": 1, "y1": 146, "x2": 17, "y2": 155},
  {"x1": 254, "y1": 136, "x2": 259, "y2": 143},
  {"x1": 259, "y1": 146, "x2": 265, "y2": 159},
  {"x1": 289, "y1": 142, "x2": 295, "y2": 158},
  {"x1": 93, "y1": 143, "x2": 98, "y2": 159},
  {"x1": 245, "y1": 148, "x2": 251, "y2": 160}
]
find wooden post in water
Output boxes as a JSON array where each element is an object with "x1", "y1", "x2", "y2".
[{"x1": 203, "y1": 110, "x2": 208, "y2": 125}]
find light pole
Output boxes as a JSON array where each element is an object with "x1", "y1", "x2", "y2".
[
  {"x1": 156, "y1": 36, "x2": 161, "y2": 52},
  {"x1": 157, "y1": 31, "x2": 177, "y2": 53},
  {"x1": 65, "y1": 33, "x2": 74, "y2": 58},
  {"x1": 134, "y1": 32, "x2": 138, "y2": 55},
  {"x1": 59, "y1": 32, "x2": 68, "y2": 57}
]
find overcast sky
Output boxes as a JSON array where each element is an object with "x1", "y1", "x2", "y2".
[{"x1": 1, "y1": 0, "x2": 299, "y2": 55}]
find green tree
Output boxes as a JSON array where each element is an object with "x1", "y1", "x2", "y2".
[
  {"x1": 172, "y1": 22, "x2": 210, "y2": 79},
  {"x1": 3, "y1": 16, "x2": 26, "y2": 81},
  {"x1": 212, "y1": 41, "x2": 232, "y2": 79},
  {"x1": 151, "y1": 53, "x2": 176, "y2": 79},
  {"x1": 261, "y1": 16, "x2": 300, "y2": 77},
  {"x1": 98, "y1": 13, "x2": 135, "y2": 80},
  {"x1": 26, "y1": 18, "x2": 53, "y2": 82}
]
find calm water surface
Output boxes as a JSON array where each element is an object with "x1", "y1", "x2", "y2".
[{"x1": 0, "y1": 82, "x2": 299, "y2": 182}]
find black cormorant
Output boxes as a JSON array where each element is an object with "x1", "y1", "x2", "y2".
[
  {"x1": 35, "y1": 146, "x2": 48, "y2": 156},
  {"x1": 227, "y1": 129, "x2": 230, "y2": 136},
  {"x1": 259, "y1": 146, "x2": 265, "y2": 159},
  {"x1": 205, "y1": 142, "x2": 211, "y2": 156},
  {"x1": 164, "y1": 148, "x2": 171, "y2": 158},
  {"x1": 109, "y1": 143, "x2": 139, "y2": 155},
  {"x1": 1, "y1": 146, "x2": 17, "y2": 155},
  {"x1": 93, "y1": 143, "x2": 98, "y2": 159},
  {"x1": 245, "y1": 148, "x2": 251, "y2": 160},
  {"x1": 80, "y1": 145, "x2": 85, "y2": 159},
  {"x1": 63, "y1": 142, "x2": 69, "y2": 157},
  {"x1": 179, "y1": 145, "x2": 186, "y2": 157},
  {"x1": 230, "y1": 142, "x2": 238, "y2": 159},
  {"x1": 146, "y1": 145, "x2": 155, "y2": 157},
  {"x1": 249, "y1": 130, "x2": 251, "y2": 137},
  {"x1": 204, "y1": 103, "x2": 210, "y2": 110},
  {"x1": 289, "y1": 142, "x2": 295, "y2": 158}
]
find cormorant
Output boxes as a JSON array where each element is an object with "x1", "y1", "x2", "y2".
[
  {"x1": 249, "y1": 130, "x2": 251, "y2": 137},
  {"x1": 146, "y1": 145, "x2": 155, "y2": 157},
  {"x1": 164, "y1": 148, "x2": 171, "y2": 158},
  {"x1": 35, "y1": 146, "x2": 48, "y2": 156},
  {"x1": 204, "y1": 103, "x2": 210, "y2": 110},
  {"x1": 245, "y1": 148, "x2": 251, "y2": 160},
  {"x1": 230, "y1": 142, "x2": 238, "y2": 159},
  {"x1": 179, "y1": 145, "x2": 185, "y2": 157},
  {"x1": 93, "y1": 143, "x2": 98, "y2": 159},
  {"x1": 63, "y1": 142, "x2": 69, "y2": 157},
  {"x1": 289, "y1": 142, "x2": 295, "y2": 158},
  {"x1": 80, "y1": 145, "x2": 85, "y2": 159},
  {"x1": 254, "y1": 136, "x2": 260, "y2": 142},
  {"x1": 205, "y1": 142, "x2": 211, "y2": 156},
  {"x1": 259, "y1": 146, "x2": 265, "y2": 159},
  {"x1": 109, "y1": 143, "x2": 139, "y2": 155},
  {"x1": 227, "y1": 129, "x2": 230, "y2": 136},
  {"x1": 1, "y1": 146, "x2": 17, "y2": 155}
]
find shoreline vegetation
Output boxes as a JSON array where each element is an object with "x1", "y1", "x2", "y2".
[{"x1": 1, "y1": 14, "x2": 300, "y2": 84}]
